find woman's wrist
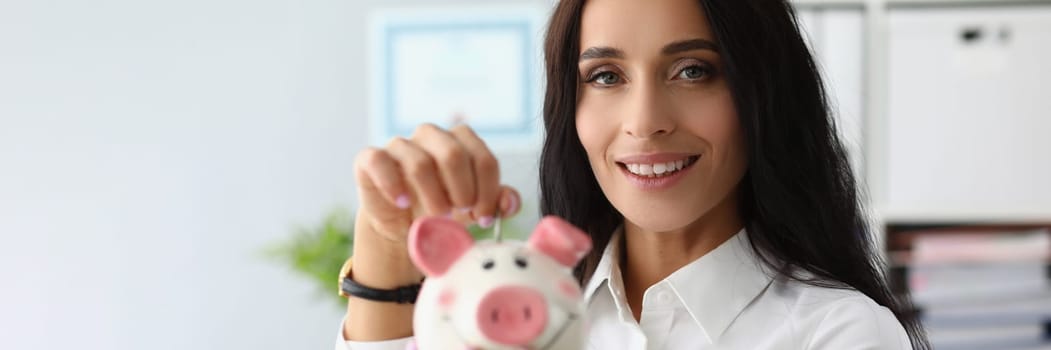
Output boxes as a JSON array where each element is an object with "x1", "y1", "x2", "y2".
[
  {"x1": 349, "y1": 225, "x2": 423, "y2": 288},
  {"x1": 342, "y1": 226, "x2": 419, "y2": 341}
]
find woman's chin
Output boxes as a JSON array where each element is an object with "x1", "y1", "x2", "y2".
[{"x1": 622, "y1": 213, "x2": 695, "y2": 234}]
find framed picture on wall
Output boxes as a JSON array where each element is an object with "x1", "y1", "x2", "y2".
[{"x1": 368, "y1": 5, "x2": 546, "y2": 150}]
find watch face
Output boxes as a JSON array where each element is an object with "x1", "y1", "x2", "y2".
[{"x1": 339, "y1": 258, "x2": 353, "y2": 297}]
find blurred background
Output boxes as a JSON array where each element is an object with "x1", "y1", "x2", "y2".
[{"x1": 1, "y1": 0, "x2": 1049, "y2": 349}]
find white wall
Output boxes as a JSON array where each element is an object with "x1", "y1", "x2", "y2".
[{"x1": 0, "y1": 0, "x2": 545, "y2": 349}]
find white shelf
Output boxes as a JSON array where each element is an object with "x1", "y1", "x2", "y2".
[
  {"x1": 878, "y1": 208, "x2": 1051, "y2": 224},
  {"x1": 792, "y1": 0, "x2": 866, "y2": 7},
  {"x1": 885, "y1": 0, "x2": 1051, "y2": 6},
  {"x1": 793, "y1": 0, "x2": 1051, "y2": 6}
]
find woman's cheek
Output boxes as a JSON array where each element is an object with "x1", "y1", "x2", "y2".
[{"x1": 575, "y1": 107, "x2": 612, "y2": 164}]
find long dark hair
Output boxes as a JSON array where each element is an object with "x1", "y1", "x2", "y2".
[{"x1": 537, "y1": 0, "x2": 930, "y2": 348}]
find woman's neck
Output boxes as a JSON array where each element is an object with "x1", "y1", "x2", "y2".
[{"x1": 619, "y1": 194, "x2": 744, "y2": 322}]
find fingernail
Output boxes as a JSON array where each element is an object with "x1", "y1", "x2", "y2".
[
  {"x1": 506, "y1": 194, "x2": 519, "y2": 216},
  {"x1": 395, "y1": 194, "x2": 411, "y2": 209},
  {"x1": 478, "y1": 216, "x2": 494, "y2": 229},
  {"x1": 444, "y1": 211, "x2": 453, "y2": 219},
  {"x1": 458, "y1": 207, "x2": 473, "y2": 214}
]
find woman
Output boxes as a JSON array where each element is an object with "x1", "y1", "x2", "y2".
[{"x1": 338, "y1": 0, "x2": 930, "y2": 349}]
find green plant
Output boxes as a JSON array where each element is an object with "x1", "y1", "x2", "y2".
[
  {"x1": 265, "y1": 208, "x2": 526, "y2": 307},
  {"x1": 264, "y1": 209, "x2": 355, "y2": 306}
]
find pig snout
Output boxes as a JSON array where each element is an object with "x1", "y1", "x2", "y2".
[{"x1": 476, "y1": 286, "x2": 549, "y2": 346}]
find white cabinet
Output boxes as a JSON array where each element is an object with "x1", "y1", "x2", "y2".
[{"x1": 884, "y1": 5, "x2": 1051, "y2": 220}]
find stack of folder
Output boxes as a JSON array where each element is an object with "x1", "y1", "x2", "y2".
[{"x1": 891, "y1": 227, "x2": 1051, "y2": 350}]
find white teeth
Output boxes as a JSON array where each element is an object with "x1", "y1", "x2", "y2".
[
  {"x1": 624, "y1": 157, "x2": 695, "y2": 177},
  {"x1": 638, "y1": 164, "x2": 653, "y2": 176},
  {"x1": 653, "y1": 163, "x2": 667, "y2": 175}
]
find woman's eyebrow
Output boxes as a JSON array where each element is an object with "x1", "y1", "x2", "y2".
[
  {"x1": 579, "y1": 46, "x2": 624, "y2": 61},
  {"x1": 579, "y1": 39, "x2": 719, "y2": 62},
  {"x1": 662, "y1": 38, "x2": 719, "y2": 55}
]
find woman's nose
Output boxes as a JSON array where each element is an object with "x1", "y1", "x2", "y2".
[{"x1": 622, "y1": 83, "x2": 676, "y2": 139}]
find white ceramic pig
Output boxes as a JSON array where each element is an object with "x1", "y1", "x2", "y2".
[{"x1": 406, "y1": 215, "x2": 592, "y2": 350}]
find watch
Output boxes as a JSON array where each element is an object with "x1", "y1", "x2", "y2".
[{"x1": 338, "y1": 258, "x2": 422, "y2": 304}]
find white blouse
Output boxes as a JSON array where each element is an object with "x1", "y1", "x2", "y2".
[{"x1": 337, "y1": 229, "x2": 913, "y2": 350}]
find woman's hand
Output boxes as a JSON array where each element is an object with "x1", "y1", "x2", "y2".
[
  {"x1": 343, "y1": 123, "x2": 520, "y2": 341},
  {"x1": 353, "y1": 123, "x2": 520, "y2": 244}
]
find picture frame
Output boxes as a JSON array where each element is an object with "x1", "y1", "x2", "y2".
[{"x1": 368, "y1": 5, "x2": 547, "y2": 150}]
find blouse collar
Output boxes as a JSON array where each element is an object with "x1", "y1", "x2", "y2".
[{"x1": 581, "y1": 226, "x2": 776, "y2": 343}]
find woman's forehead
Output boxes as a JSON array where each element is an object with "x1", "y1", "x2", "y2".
[{"x1": 579, "y1": 0, "x2": 715, "y2": 54}]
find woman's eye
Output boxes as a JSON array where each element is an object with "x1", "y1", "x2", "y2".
[
  {"x1": 677, "y1": 65, "x2": 710, "y2": 80},
  {"x1": 589, "y1": 71, "x2": 620, "y2": 85}
]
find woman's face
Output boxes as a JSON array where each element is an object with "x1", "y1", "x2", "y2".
[{"x1": 576, "y1": 0, "x2": 747, "y2": 233}]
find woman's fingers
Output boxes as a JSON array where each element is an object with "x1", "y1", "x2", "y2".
[
  {"x1": 385, "y1": 136, "x2": 452, "y2": 216},
  {"x1": 363, "y1": 123, "x2": 515, "y2": 228},
  {"x1": 412, "y1": 124, "x2": 478, "y2": 216},
  {"x1": 498, "y1": 186, "x2": 522, "y2": 218},
  {"x1": 353, "y1": 147, "x2": 411, "y2": 211},
  {"x1": 448, "y1": 186, "x2": 521, "y2": 228},
  {"x1": 449, "y1": 124, "x2": 500, "y2": 228}
]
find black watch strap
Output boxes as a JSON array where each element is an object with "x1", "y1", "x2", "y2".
[{"x1": 340, "y1": 276, "x2": 422, "y2": 304}]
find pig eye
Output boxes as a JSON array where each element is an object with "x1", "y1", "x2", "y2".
[
  {"x1": 482, "y1": 259, "x2": 495, "y2": 270},
  {"x1": 514, "y1": 257, "x2": 528, "y2": 269}
]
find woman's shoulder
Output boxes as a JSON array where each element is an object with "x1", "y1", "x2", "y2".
[{"x1": 761, "y1": 275, "x2": 913, "y2": 349}]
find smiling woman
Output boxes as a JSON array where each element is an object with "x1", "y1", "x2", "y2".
[
  {"x1": 542, "y1": 0, "x2": 930, "y2": 348},
  {"x1": 337, "y1": 0, "x2": 931, "y2": 349}
]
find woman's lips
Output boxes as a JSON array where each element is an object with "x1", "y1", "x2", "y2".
[{"x1": 616, "y1": 154, "x2": 701, "y2": 191}]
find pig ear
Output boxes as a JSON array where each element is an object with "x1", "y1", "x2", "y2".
[
  {"x1": 408, "y1": 216, "x2": 474, "y2": 277},
  {"x1": 527, "y1": 216, "x2": 592, "y2": 267}
]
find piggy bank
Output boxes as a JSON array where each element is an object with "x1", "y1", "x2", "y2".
[{"x1": 407, "y1": 215, "x2": 592, "y2": 350}]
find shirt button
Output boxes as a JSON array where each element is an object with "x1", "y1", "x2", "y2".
[{"x1": 657, "y1": 291, "x2": 672, "y2": 304}]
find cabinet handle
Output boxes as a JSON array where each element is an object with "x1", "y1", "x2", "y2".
[
  {"x1": 998, "y1": 26, "x2": 1012, "y2": 44},
  {"x1": 960, "y1": 26, "x2": 983, "y2": 44},
  {"x1": 960, "y1": 26, "x2": 1012, "y2": 45}
]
